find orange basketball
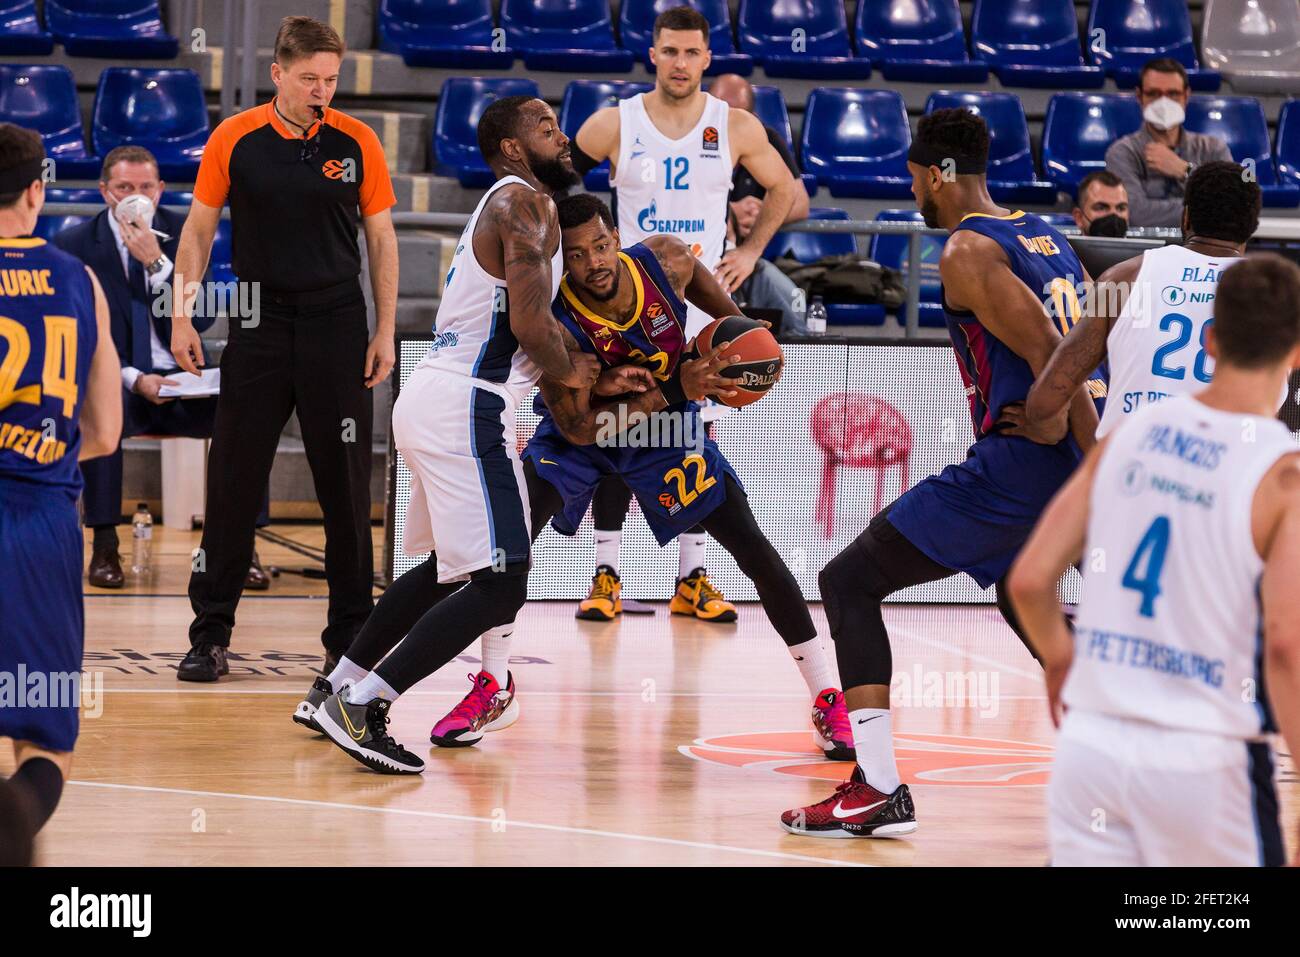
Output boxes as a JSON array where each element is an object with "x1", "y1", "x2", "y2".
[{"x1": 694, "y1": 315, "x2": 784, "y2": 407}]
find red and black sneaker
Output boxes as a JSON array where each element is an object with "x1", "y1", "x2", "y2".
[{"x1": 780, "y1": 766, "x2": 917, "y2": 839}]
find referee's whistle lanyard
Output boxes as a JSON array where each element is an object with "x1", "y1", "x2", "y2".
[{"x1": 273, "y1": 97, "x2": 324, "y2": 163}]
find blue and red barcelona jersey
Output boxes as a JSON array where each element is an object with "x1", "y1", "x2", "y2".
[
  {"x1": 0, "y1": 237, "x2": 98, "y2": 499},
  {"x1": 552, "y1": 241, "x2": 689, "y2": 385},
  {"x1": 942, "y1": 210, "x2": 1106, "y2": 438}
]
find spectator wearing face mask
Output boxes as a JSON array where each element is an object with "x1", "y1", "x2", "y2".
[
  {"x1": 52, "y1": 146, "x2": 271, "y2": 591},
  {"x1": 1105, "y1": 58, "x2": 1232, "y2": 228},
  {"x1": 1072, "y1": 171, "x2": 1130, "y2": 237}
]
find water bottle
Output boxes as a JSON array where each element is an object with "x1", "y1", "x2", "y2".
[
  {"x1": 131, "y1": 502, "x2": 153, "y2": 577},
  {"x1": 806, "y1": 296, "x2": 827, "y2": 335}
]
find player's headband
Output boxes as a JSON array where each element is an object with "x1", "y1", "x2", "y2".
[
  {"x1": 906, "y1": 141, "x2": 987, "y2": 175},
  {"x1": 0, "y1": 158, "x2": 43, "y2": 194}
]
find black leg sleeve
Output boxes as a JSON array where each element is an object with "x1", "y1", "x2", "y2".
[{"x1": 591, "y1": 475, "x2": 632, "y2": 532}]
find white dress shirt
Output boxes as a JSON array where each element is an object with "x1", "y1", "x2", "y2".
[{"x1": 108, "y1": 208, "x2": 174, "y2": 393}]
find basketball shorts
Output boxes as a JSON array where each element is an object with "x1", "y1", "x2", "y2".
[
  {"x1": 887, "y1": 432, "x2": 1082, "y2": 588},
  {"x1": 1048, "y1": 710, "x2": 1283, "y2": 867},
  {"x1": 523, "y1": 404, "x2": 741, "y2": 546},
  {"x1": 393, "y1": 367, "x2": 531, "y2": 582},
  {"x1": 0, "y1": 481, "x2": 84, "y2": 752}
]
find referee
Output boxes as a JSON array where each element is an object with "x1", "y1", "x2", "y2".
[{"x1": 170, "y1": 16, "x2": 398, "y2": 681}]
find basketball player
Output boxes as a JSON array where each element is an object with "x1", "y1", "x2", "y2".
[
  {"x1": 419, "y1": 193, "x2": 853, "y2": 756},
  {"x1": 1014, "y1": 161, "x2": 1263, "y2": 440},
  {"x1": 1009, "y1": 254, "x2": 1300, "y2": 867},
  {"x1": 781, "y1": 108, "x2": 1105, "y2": 838},
  {"x1": 570, "y1": 5, "x2": 808, "y2": 622},
  {"x1": 306, "y1": 96, "x2": 602, "y2": 773},
  {"x1": 0, "y1": 125, "x2": 121, "y2": 837}
]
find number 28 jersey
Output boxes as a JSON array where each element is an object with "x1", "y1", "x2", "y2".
[
  {"x1": 0, "y1": 238, "x2": 97, "y2": 499},
  {"x1": 1068, "y1": 394, "x2": 1296, "y2": 738}
]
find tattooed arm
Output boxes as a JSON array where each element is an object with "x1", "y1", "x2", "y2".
[
  {"x1": 474, "y1": 185, "x2": 598, "y2": 389},
  {"x1": 642, "y1": 234, "x2": 739, "y2": 321},
  {"x1": 1023, "y1": 255, "x2": 1139, "y2": 434}
]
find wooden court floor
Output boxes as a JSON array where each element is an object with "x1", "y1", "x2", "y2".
[{"x1": 6, "y1": 526, "x2": 1295, "y2": 866}]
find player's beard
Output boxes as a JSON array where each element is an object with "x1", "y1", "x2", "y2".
[
  {"x1": 919, "y1": 190, "x2": 941, "y2": 229},
  {"x1": 583, "y1": 267, "x2": 621, "y2": 302},
  {"x1": 525, "y1": 147, "x2": 580, "y2": 192}
]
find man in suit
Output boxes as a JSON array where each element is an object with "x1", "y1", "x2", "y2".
[{"x1": 53, "y1": 145, "x2": 271, "y2": 589}]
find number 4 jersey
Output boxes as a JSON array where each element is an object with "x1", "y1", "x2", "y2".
[
  {"x1": 1069, "y1": 393, "x2": 1296, "y2": 738},
  {"x1": 0, "y1": 238, "x2": 97, "y2": 498},
  {"x1": 1096, "y1": 244, "x2": 1240, "y2": 439}
]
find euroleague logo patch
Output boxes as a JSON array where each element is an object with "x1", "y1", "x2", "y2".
[
  {"x1": 680, "y1": 731, "x2": 1054, "y2": 787},
  {"x1": 702, "y1": 126, "x2": 719, "y2": 151},
  {"x1": 321, "y1": 158, "x2": 348, "y2": 180}
]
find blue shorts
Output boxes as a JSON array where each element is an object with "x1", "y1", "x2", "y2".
[
  {"x1": 524, "y1": 405, "x2": 741, "y2": 546},
  {"x1": 887, "y1": 433, "x2": 1082, "y2": 589},
  {"x1": 0, "y1": 480, "x2": 84, "y2": 752}
]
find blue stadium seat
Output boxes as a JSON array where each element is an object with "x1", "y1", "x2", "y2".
[
  {"x1": 0, "y1": 1, "x2": 53, "y2": 54},
  {"x1": 434, "y1": 78, "x2": 541, "y2": 187},
  {"x1": 378, "y1": 0, "x2": 514, "y2": 68},
  {"x1": 46, "y1": 0, "x2": 178, "y2": 58},
  {"x1": 0, "y1": 64, "x2": 100, "y2": 179},
  {"x1": 855, "y1": 0, "x2": 988, "y2": 83},
  {"x1": 44, "y1": 187, "x2": 101, "y2": 205},
  {"x1": 752, "y1": 85, "x2": 792, "y2": 148},
  {"x1": 501, "y1": 0, "x2": 634, "y2": 71},
  {"x1": 559, "y1": 80, "x2": 651, "y2": 190},
  {"x1": 1276, "y1": 99, "x2": 1300, "y2": 186},
  {"x1": 92, "y1": 68, "x2": 208, "y2": 182},
  {"x1": 32, "y1": 214, "x2": 87, "y2": 241},
  {"x1": 924, "y1": 91, "x2": 1057, "y2": 204},
  {"x1": 1086, "y1": 0, "x2": 1221, "y2": 91},
  {"x1": 1039, "y1": 212, "x2": 1078, "y2": 228},
  {"x1": 1184, "y1": 96, "x2": 1300, "y2": 207},
  {"x1": 800, "y1": 88, "x2": 911, "y2": 199},
  {"x1": 1040, "y1": 93, "x2": 1142, "y2": 193},
  {"x1": 1201, "y1": 0, "x2": 1300, "y2": 95},
  {"x1": 763, "y1": 207, "x2": 880, "y2": 324},
  {"x1": 737, "y1": 0, "x2": 871, "y2": 79},
  {"x1": 210, "y1": 218, "x2": 235, "y2": 284},
  {"x1": 971, "y1": 0, "x2": 1103, "y2": 88},
  {"x1": 160, "y1": 189, "x2": 193, "y2": 207},
  {"x1": 618, "y1": 0, "x2": 753, "y2": 75},
  {"x1": 869, "y1": 210, "x2": 945, "y2": 328}
]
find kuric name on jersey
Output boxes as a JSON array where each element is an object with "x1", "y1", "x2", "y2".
[{"x1": 0, "y1": 268, "x2": 57, "y2": 297}]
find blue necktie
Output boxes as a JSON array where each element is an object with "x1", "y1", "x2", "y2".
[{"x1": 128, "y1": 256, "x2": 153, "y2": 371}]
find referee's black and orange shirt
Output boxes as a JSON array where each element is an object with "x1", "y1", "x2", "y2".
[{"x1": 193, "y1": 100, "x2": 396, "y2": 293}]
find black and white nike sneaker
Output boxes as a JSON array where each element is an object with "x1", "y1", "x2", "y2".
[
  {"x1": 314, "y1": 692, "x2": 425, "y2": 774},
  {"x1": 292, "y1": 676, "x2": 337, "y2": 733}
]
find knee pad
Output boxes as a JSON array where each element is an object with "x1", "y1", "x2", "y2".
[
  {"x1": 467, "y1": 567, "x2": 529, "y2": 627},
  {"x1": 819, "y1": 533, "x2": 892, "y2": 605}
]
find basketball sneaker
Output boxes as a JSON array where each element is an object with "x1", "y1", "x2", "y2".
[
  {"x1": 670, "y1": 567, "x2": 737, "y2": 623},
  {"x1": 576, "y1": 565, "x2": 621, "y2": 621},
  {"x1": 292, "y1": 676, "x2": 351, "y2": 733},
  {"x1": 811, "y1": 688, "x2": 855, "y2": 761},
  {"x1": 314, "y1": 692, "x2": 424, "y2": 774},
  {"x1": 780, "y1": 766, "x2": 916, "y2": 838},
  {"x1": 430, "y1": 671, "x2": 519, "y2": 748}
]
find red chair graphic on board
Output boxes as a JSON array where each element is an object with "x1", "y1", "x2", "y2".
[{"x1": 811, "y1": 392, "x2": 912, "y2": 539}]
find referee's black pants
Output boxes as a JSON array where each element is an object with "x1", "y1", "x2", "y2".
[{"x1": 188, "y1": 279, "x2": 374, "y2": 655}]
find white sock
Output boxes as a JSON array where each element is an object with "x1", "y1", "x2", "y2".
[
  {"x1": 849, "y1": 708, "x2": 901, "y2": 793},
  {"x1": 678, "y1": 532, "x2": 708, "y2": 580},
  {"x1": 594, "y1": 530, "x2": 621, "y2": 574},
  {"x1": 325, "y1": 655, "x2": 366, "y2": 693},
  {"x1": 787, "y1": 637, "x2": 838, "y2": 697},
  {"x1": 480, "y1": 624, "x2": 513, "y2": 685},
  {"x1": 347, "y1": 671, "x2": 399, "y2": 705}
]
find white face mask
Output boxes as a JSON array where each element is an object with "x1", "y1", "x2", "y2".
[
  {"x1": 1143, "y1": 96, "x2": 1185, "y2": 131},
  {"x1": 112, "y1": 192, "x2": 155, "y2": 229}
]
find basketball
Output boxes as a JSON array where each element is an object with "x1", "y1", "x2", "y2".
[{"x1": 694, "y1": 315, "x2": 784, "y2": 407}]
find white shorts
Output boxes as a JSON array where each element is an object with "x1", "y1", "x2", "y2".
[
  {"x1": 1048, "y1": 711, "x2": 1283, "y2": 867},
  {"x1": 392, "y1": 366, "x2": 532, "y2": 582}
]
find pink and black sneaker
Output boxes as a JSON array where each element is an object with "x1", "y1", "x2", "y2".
[
  {"x1": 430, "y1": 671, "x2": 519, "y2": 748},
  {"x1": 811, "y1": 688, "x2": 856, "y2": 761}
]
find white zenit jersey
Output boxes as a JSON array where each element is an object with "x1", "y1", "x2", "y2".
[
  {"x1": 612, "y1": 92, "x2": 732, "y2": 338},
  {"x1": 1096, "y1": 244, "x2": 1240, "y2": 439},
  {"x1": 418, "y1": 175, "x2": 562, "y2": 404},
  {"x1": 1068, "y1": 394, "x2": 1297, "y2": 738}
]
